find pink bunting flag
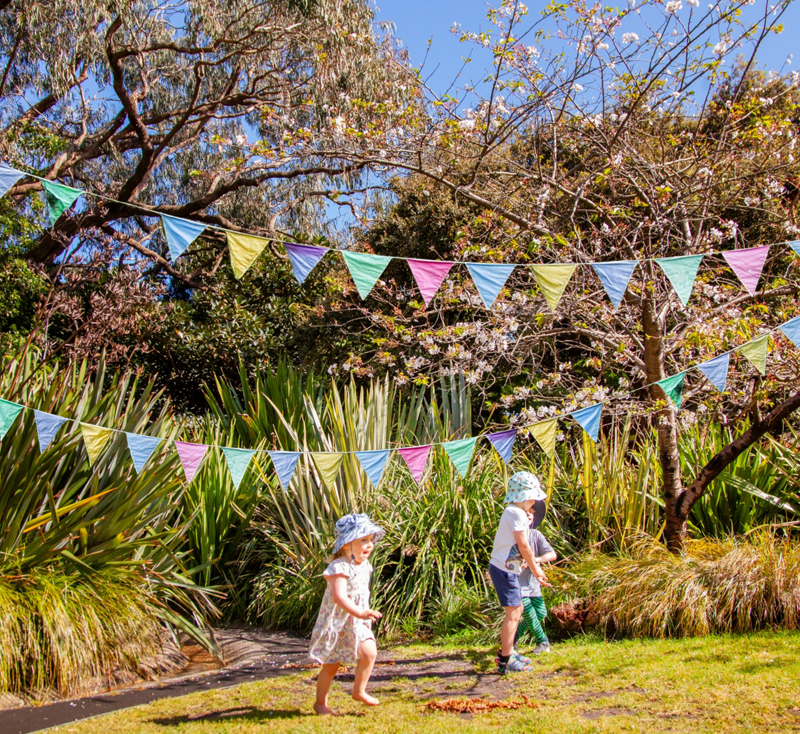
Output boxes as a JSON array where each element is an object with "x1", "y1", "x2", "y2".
[
  {"x1": 398, "y1": 444, "x2": 432, "y2": 485},
  {"x1": 175, "y1": 441, "x2": 209, "y2": 483},
  {"x1": 407, "y1": 259, "x2": 454, "y2": 306},
  {"x1": 722, "y1": 246, "x2": 770, "y2": 296}
]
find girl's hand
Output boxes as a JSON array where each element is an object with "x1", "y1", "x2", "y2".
[{"x1": 361, "y1": 608, "x2": 382, "y2": 621}]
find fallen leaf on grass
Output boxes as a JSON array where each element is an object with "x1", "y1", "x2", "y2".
[
  {"x1": 425, "y1": 696, "x2": 540, "y2": 714},
  {"x1": 280, "y1": 663, "x2": 321, "y2": 670}
]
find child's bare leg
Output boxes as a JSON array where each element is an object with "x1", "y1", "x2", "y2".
[
  {"x1": 352, "y1": 638, "x2": 379, "y2": 705},
  {"x1": 500, "y1": 605, "x2": 522, "y2": 656},
  {"x1": 314, "y1": 662, "x2": 340, "y2": 715}
]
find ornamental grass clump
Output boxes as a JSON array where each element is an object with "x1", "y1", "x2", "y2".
[
  {"x1": 0, "y1": 568, "x2": 164, "y2": 697},
  {"x1": 564, "y1": 532, "x2": 800, "y2": 637}
]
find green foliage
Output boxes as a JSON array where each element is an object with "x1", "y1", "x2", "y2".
[
  {"x1": 563, "y1": 533, "x2": 800, "y2": 637},
  {"x1": 0, "y1": 567, "x2": 164, "y2": 697}
]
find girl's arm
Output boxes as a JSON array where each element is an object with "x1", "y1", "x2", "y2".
[
  {"x1": 514, "y1": 530, "x2": 551, "y2": 587},
  {"x1": 329, "y1": 575, "x2": 382, "y2": 621}
]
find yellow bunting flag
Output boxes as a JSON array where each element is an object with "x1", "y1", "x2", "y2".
[
  {"x1": 529, "y1": 418, "x2": 558, "y2": 457},
  {"x1": 529, "y1": 264, "x2": 577, "y2": 312},
  {"x1": 80, "y1": 423, "x2": 115, "y2": 466},
  {"x1": 739, "y1": 334, "x2": 769, "y2": 375},
  {"x1": 311, "y1": 452, "x2": 345, "y2": 490},
  {"x1": 227, "y1": 231, "x2": 269, "y2": 279}
]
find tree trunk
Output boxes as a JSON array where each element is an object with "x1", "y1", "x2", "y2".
[{"x1": 641, "y1": 293, "x2": 686, "y2": 552}]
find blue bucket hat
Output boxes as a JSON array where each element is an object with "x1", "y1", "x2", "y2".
[
  {"x1": 333, "y1": 513, "x2": 386, "y2": 554},
  {"x1": 503, "y1": 471, "x2": 547, "y2": 504}
]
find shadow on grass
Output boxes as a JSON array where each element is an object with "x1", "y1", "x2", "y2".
[{"x1": 149, "y1": 706, "x2": 366, "y2": 725}]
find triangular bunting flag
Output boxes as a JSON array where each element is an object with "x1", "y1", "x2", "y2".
[
  {"x1": 656, "y1": 372, "x2": 686, "y2": 410},
  {"x1": 697, "y1": 353, "x2": 730, "y2": 392},
  {"x1": 779, "y1": 315, "x2": 800, "y2": 349},
  {"x1": 34, "y1": 410, "x2": 68, "y2": 452},
  {"x1": 789, "y1": 240, "x2": 800, "y2": 258},
  {"x1": 739, "y1": 335, "x2": 769, "y2": 375},
  {"x1": 268, "y1": 450, "x2": 302, "y2": 490},
  {"x1": 285, "y1": 243, "x2": 328, "y2": 284},
  {"x1": 354, "y1": 450, "x2": 391, "y2": 488},
  {"x1": 125, "y1": 433, "x2": 162, "y2": 474},
  {"x1": 569, "y1": 403, "x2": 603, "y2": 442},
  {"x1": 407, "y1": 259, "x2": 454, "y2": 306},
  {"x1": 592, "y1": 261, "x2": 638, "y2": 309},
  {"x1": 41, "y1": 180, "x2": 82, "y2": 226},
  {"x1": 0, "y1": 164, "x2": 24, "y2": 198},
  {"x1": 0, "y1": 398, "x2": 24, "y2": 440},
  {"x1": 465, "y1": 263, "x2": 516, "y2": 308},
  {"x1": 722, "y1": 246, "x2": 770, "y2": 296},
  {"x1": 442, "y1": 437, "x2": 478, "y2": 478},
  {"x1": 175, "y1": 441, "x2": 209, "y2": 483},
  {"x1": 398, "y1": 444, "x2": 432, "y2": 485},
  {"x1": 312, "y1": 452, "x2": 345, "y2": 490},
  {"x1": 227, "y1": 231, "x2": 269, "y2": 279},
  {"x1": 341, "y1": 251, "x2": 393, "y2": 299},
  {"x1": 529, "y1": 418, "x2": 558, "y2": 457},
  {"x1": 222, "y1": 447, "x2": 256, "y2": 490},
  {"x1": 486, "y1": 429, "x2": 517, "y2": 465},
  {"x1": 80, "y1": 423, "x2": 114, "y2": 466},
  {"x1": 655, "y1": 255, "x2": 704, "y2": 307},
  {"x1": 529, "y1": 264, "x2": 577, "y2": 312},
  {"x1": 161, "y1": 214, "x2": 207, "y2": 260}
]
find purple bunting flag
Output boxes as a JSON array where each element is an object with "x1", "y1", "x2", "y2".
[
  {"x1": 398, "y1": 444, "x2": 432, "y2": 485},
  {"x1": 722, "y1": 246, "x2": 770, "y2": 296},
  {"x1": 175, "y1": 441, "x2": 209, "y2": 483},
  {"x1": 486, "y1": 429, "x2": 517, "y2": 465},
  {"x1": 407, "y1": 259, "x2": 454, "y2": 306},
  {"x1": 284, "y1": 243, "x2": 328, "y2": 284}
]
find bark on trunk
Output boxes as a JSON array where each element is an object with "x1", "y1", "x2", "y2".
[{"x1": 641, "y1": 294, "x2": 686, "y2": 552}]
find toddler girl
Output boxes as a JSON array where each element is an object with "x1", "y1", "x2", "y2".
[{"x1": 309, "y1": 512, "x2": 385, "y2": 715}]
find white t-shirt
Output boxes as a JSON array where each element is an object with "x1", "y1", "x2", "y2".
[{"x1": 489, "y1": 505, "x2": 530, "y2": 574}]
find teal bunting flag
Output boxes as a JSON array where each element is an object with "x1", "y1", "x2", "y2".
[
  {"x1": 41, "y1": 180, "x2": 82, "y2": 226},
  {"x1": 222, "y1": 447, "x2": 256, "y2": 489},
  {"x1": 656, "y1": 372, "x2": 686, "y2": 410},
  {"x1": 342, "y1": 251, "x2": 393, "y2": 299},
  {"x1": 442, "y1": 437, "x2": 478, "y2": 478},
  {"x1": 655, "y1": 255, "x2": 704, "y2": 307},
  {"x1": 0, "y1": 398, "x2": 23, "y2": 439}
]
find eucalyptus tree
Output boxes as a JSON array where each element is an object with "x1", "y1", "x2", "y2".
[
  {"x1": 328, "y1": 0, "x2": 800, "y2": 550},
  {"x1": 0, "y1": 0, "x2": 415, "y2": 284}
]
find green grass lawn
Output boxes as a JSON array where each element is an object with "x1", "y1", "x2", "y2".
[{"x1": 56, "y1": 630, "x2": 800, "y2": 733}]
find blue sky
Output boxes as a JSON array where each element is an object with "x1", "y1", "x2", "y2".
[{"x1": 374, "y1": 0, "x2": 800, "y2": 98}]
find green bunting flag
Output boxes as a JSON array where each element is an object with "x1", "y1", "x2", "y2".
[
  {"x1": 227, "y1": 232, "x2": 269, "y2": 279},
  {"x1": 442, "y1": 437, "x2": 478, "y2": 478},
  {"x1": 80, "y1": 423, "x2": 114, "y2": 466},
  {"x1": 222, "y1": 447, "x2": 256, "y2": 489},
  {"x1": 312, "y1": 452, "x2": 345, "y2": 490},
  {"x1": 342, "y1": 251, "x2": 393, "y2": 299},
  {"x1": 530, "y1": 418, "x2": 558, "y2": 457},
  {"x1": 656, "y1": 372, "x2": 686, "y2": 410},
  {"x1": 529, "y1": 264, "x2": 577, "y2": 312},
  {"x1": 0, "y1": 398, "x2": 23, "y2": 439},
  {"x1": 41, "y1": 180, "x2": 82, "y2": 226},
  {"x1": 739, "y1": 334, "x2": 769, "y2": 375},
  {"x1": 655, "y1": 255, "x2": 704, "y2": 307}
]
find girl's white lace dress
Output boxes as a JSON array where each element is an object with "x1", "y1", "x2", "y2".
[{"x1": 309, "y1": 558, "x2": 374, "y2": 665}]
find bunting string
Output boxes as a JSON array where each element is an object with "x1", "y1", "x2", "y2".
[
  {"x1": 2, "y1": 163, "x2": 800, "y2": 309},
  {"x1": 1, "y1": 314, "x2": 799, "y2": 488}
]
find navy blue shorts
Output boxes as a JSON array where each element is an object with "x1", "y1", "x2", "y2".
[{"x1": 489, "y1": 563, "x2": 522, "y2": 607}]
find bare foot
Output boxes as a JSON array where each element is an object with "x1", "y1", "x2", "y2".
[
  {"x1": 313, "y1": 703, "x2": 335, "y2": 715},
  {"x1": 352, "y1": 692, "x2": 380, "y2": 706}
]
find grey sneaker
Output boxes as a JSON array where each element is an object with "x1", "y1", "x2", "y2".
[{"x1": 532, "y1": 642, "x2": 551, "y2": 655}]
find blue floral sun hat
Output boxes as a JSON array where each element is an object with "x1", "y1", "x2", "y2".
[
  {"x1": 503, "y1": 470, "x2": 547, "y2": 504},
  {"x1": 333, "y1": 513, "x2": 386, "y2": 554}
]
